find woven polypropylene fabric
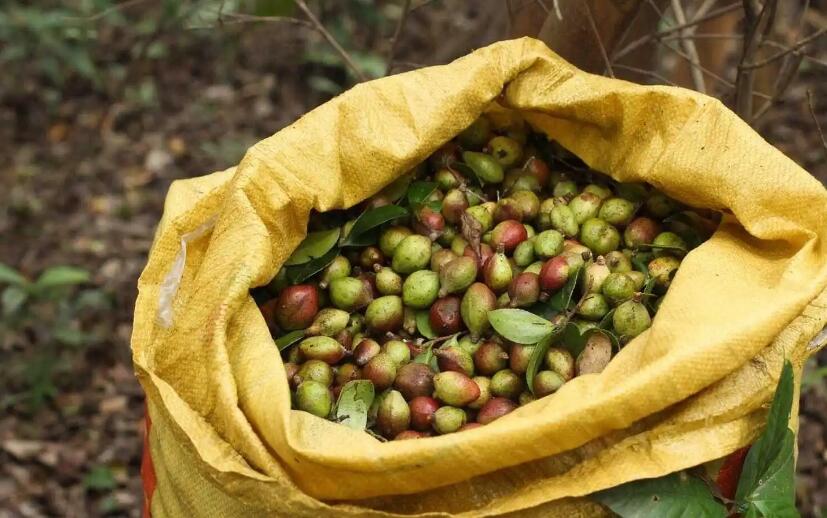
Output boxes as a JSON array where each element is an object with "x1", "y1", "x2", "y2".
[{"x1": 133, "y1": 38, "x2": 827, "y2": 516}]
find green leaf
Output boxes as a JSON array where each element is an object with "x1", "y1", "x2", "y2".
[
  {"x1": 378, "y1": 173, "x2": 413, "y2": 203},
  {"x1": 53, "y1": 327, "x2": 87, "y2": 347},
  {"x1": 340, "y1": 205, "x2": 409, "y2": 246},
  {"x1": 635, "y1": 243, "x2": 687, "y2": 254},
  {"x1": 598, "y1": 309, "x2": 616, "y2": 329},
  {"x1": 488, "y1": 308, "x2": 556, "y2": 344},
  {"x1": 631, "y1": 254, "x2": 650, "y2": 275},
  {"x1": 415, "y1": 310, "x2": 436, "y2": 339},
  {"x1": 335, "y1": 380, "x2": 375, "y2": 431},
  {"x1": 34, "y1": 266, "x2": 90, "y2": 289},
  {"x1": 526, "y1": 332, "x2": 557, "y2": 394},
  {"x1": 451, "y1": 162, "x2": 483, "y2": 186},
  {"x1": 83, "y1": 465, "x2": 116, "y2": 491},
  {"x1": 594, "y1": 471, "x2": 726, "y2": 518},
  {"x1": 2, "y1": 286, "x2": 28, "y2": 316},
  {"x1": 407, "y1": 181, "x2": 438, "y2": 207},
  {"x1": 560, "y1": 323, "x2": 618, "y2": 358},
  {"x1": 285, "y1": 247, "x2": 338, "y2": 284},
  {"x1": 413, "y1": 344, "x2": 434, "y2": 365},
  {"x1": 549, "y1": 267, "x2": 581, "y2": 312},
  {"x1": 275, "y1": 330, "x2": 305, "y2": 351},
  {"x1": 284, "y1": 228, "x2": 341, "y2": 266},
  {"x1": 735, "y1": 360, "x2": 797, "y2": 516},
  {"x1": 0, "y1": 263, "x2": 27, "y2": 286}
]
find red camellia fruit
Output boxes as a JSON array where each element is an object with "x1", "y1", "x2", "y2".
[
  {"x1": 490, "y1": 220, "x2": 528, "y2": 253},
  {"x1": 275, "y1": 285, "x2": 319, "y2": 330},
  {"x1": 429, "y1": 296, "x2": 464, "y2": 335},
  {"x1": 539, "y1": 256, "x2": 570, "y2": 292}
]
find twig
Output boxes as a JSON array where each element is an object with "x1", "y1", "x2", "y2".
[
  {"x1": 613, "y1": 1, "x2": 742, "y2": 61},
  {"x1": 670, "y1": 0, "x2": 706, "y2": 93},
  {"x1": 294, "y1": 0, "x2": 367, "y2": 82},
  {"x1": 660, "y1": 33, "x2": 743, "y2": 41},
  {"x1": 741, "y1": 27, "x2": 827, "y2": 70},
  {"x1": 385, "y1": 0, "x2": 412, "y2": 76},
  {"x1": 69, "y1": 0, "x2": 151, "y2": 22},
  {"x1": 552, "y1": 0, "x2": 562, "y2": 20},
  {"x1": 583, "y1": 2, "x2": 614, "y2": 78},
  {"x1": 410, "y1": 0, "x2": 437, "y2": 12},
  {"x1": 808, "y1": 91, "x2": 827, "y2": 153},
  {"x1": 734, "y1": 0, "x2": 776, "y2": 121},
  {"x1": 752, "y1": 53, "x2": 804, "y2": 121},
  {"x1": 217, "y1": 12, "x2": 312, "y2": 28},
  {"x1": 612, "y1": 64, "x2": 678, "y2": 86}
]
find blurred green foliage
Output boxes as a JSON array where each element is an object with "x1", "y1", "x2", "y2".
[
  {"x1": 1, "y1": 263, "x2": 112, "y2": 412},
  {"x1": 0, "y1": 0, "x2": 398, "y2": 108}
]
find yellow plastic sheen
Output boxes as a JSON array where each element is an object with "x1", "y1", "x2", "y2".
[{"x1": 132, "y1": 38, "x2": 827, "y2": 516}]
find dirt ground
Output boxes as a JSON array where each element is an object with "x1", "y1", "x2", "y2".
[{"x1": 0, "y1": 2, "x2": 825, "y2": 516}]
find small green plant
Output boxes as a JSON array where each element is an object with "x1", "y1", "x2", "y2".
[
  {"x1": 1, "y1": 262, "x2": 110, "y2": 411},
  {"x1": 594, "y1": 360, "x2": 798, "y2": 517}
]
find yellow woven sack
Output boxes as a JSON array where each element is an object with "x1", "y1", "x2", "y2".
[{"x1": 133, "y1": 38, "x2": 827, "y2": 517}]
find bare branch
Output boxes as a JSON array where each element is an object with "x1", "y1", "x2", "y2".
[
  {"x1": 294, "y1": 0, "x2": 368, "y2": 82},
  {"x1": 734, "y1": 0, "x2": 776, "y2": 121},
  {"x1": 741, "y1": 27, "x2": 827, "y2": 70},
  {"x1": 612, "y1": 64, "x2": 678, "y2": 86},
  {"x1": 217, "y1": 12, "x2": 311, "y2": 29},
  {"x1": 385, "y1": 0, "x2": 412, "y2": 76},
  {"x1": 660, "y1": 33, "x2": 743, "y2": 42},
  {"x1": 552, "y1": 0, "x2": 563, "y2": 20},
  {"x1": 583, "y1": 2, "x2": 614, "y2": 78},
  {"x1": 807, "y1": 91, "x2": 827, "y2": 153},
  {"x1": 69, "y1": 0, "x2": 151, "y2": 22},
  {"x1": 753, "y1": 53, "x2": 804, "y2": 121},
  {"x1": 670, "y1": 0, "x2": 706, "y2": 93},
  {"x1": 613, "y1": 2, "x2": 742, "y2": 61}
]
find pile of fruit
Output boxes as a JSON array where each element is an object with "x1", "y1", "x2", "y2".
[{"x1": 255, "y1": 115, "x2": 719, "y2": 440}]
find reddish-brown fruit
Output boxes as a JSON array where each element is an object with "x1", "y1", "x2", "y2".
[
  {"x1": 624, "y1": 217, "x2": 660, "y2": 247},
  {"x1": 463, "y1": 243, "x2": 494, "y2": 276},
  {"x1": 431, "y1": 248, "x2": 458, "y2": 275},
  {"x1": 524, "y1": 156, "x2": 550, "y2": 186},
  {"x1": 284, "y1": 362, "x2": 300, "y2": 388},
  {"x1": 335, "y1": 329, "x2": 353, "y2": 351},
  {"x1": 493, "y1": 199, "x2": 524, "y2": 223},
  {"x1": 362, "y1": 353, "x2": 398, "y2": 391},
  {"x1": 334, "y1": 364, "x2": 361, "y2": 387},
  {"x1": 508, "y1": 343, "x2": 533, "y2": 374},
  {"x1": 275, "y1": 285, "x2": 319, "y2": 331},
  {"x1": 414, "y1": 206, "x2": 445, "y2": 241},
  {"x1": 473, "y1": 341, "x2": 509, "y2": 376},
  {"x1": 539, "y1": 256, "x2": 570, "y2": 292},
  {"x1": 357, "y1": 272, "x2": 380, "y2": 299},
  {"x1": 359, "y1": 246, "x2": 385, "y2": 271},
  {"x1": 508, "y1": 272, "x2": 540, "y2": 307},
  {"x1": 429, "y1": 296, "x2": 464, "y2": 335},
  {"x1": 394, "y1": 362, "x2": 435, "y2": 400},
  {"x1": 490, "y1": 220, "x2": 528, "y2": 253},
  {"x1": 435, "y1": 347, "x2": 475, "y2": 376},
  {"x1": 459, "y1": 422, "x2": 484, "y2": 431},
  {"x1": 409, "y1": 396, "x2": 440, "y2": 431},
  {"x1": 353, "y1": 338, "x2": 381, "y2": 366},
  {"x1": 395, "y1": 430, "x2": 428, "y2": 440},
  {"x1": 259, "y1": 299, "x2": 279, "y2": 333},
  {"x1": 441, "y1": 189, "x2": 469, "y2": 225},
  {"x1": 477, "y1": 397, "x2": 518, "y2": 424},
  {"x1": 429, "y1": 142, "x2": 461, "y2": 170}
]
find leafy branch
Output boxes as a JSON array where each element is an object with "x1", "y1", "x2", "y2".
[{"x1": 594, "y1": 360, "x2": 798, "y2": 517}]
